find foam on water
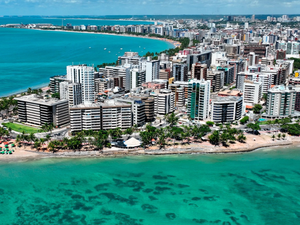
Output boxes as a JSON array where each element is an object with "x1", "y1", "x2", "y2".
[{"x1": 1, "y1": 147, "x2": 300, "y2": 224}]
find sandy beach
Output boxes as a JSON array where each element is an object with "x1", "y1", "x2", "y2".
[
  {"x1": 0, "y1": 133, "x2": 298, "y2": 163},
  {"x1": 38, "y1": 29, "x2": 181, "y2": 48}
]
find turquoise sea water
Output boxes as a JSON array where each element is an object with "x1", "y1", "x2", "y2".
[
  {"x1": 1, "y1": 147, "x2": 300, "y2": 224},
  {"x1": 0, "y1": 28, "x2": 173, "y2": 97}
]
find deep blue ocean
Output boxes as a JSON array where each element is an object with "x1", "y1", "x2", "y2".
[
  {"x1": 1, "y1": 147, "x2": 300, "y2": 224},
  {"x1": 0, "y1": 26, "x2": 173, "y2": 97}
]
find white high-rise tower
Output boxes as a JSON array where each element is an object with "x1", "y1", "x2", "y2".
[{"x1": 67, "y1": 65, "x2": 95, "y2": 104}]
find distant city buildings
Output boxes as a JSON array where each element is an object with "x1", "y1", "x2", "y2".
[{"x1": 13, "y1": 14, "x2": 300, "y2": 131}]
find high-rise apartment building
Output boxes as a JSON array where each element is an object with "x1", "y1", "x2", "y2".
[
  {"x1": 66, "y1": 65, "x2": 95, "y2": 104},
  {"x1": 170, "y1": 84, "x2": 185, "y2": 107},
  {"x1": 187, "y1": 79, "x2": 210, "y2": 120},
  {"x1": 16, "y1": 94, "x2": 69, "y2": 127},
  {"x1": 211, "y1": 96, "x2": 243, "y2": 123},
  {"x1": 70, "y1": 101, "x2": 132, "y2": 132},
  {"x1": 243, "y1": 80, "x2": 262, "y2": 105},
  {"x1": 116, "y1": 98, "x2": 145, "y2": 127},
  {"x1": 265, "y1": 85, "x2": 296, "y2": 118},
  {"x1": 145, "y1": 58, "x2": 160, "y2": 82},
  {"x1": 186, "y1": 51, "x2": 212, "y2": 71},
  {"x1": 159, "y1": 69, "x2": 172, "y2": 80},
  {"x1": 127, "y1": 67, "x2": 146, "y2": 90},
  {"x1": 173, "y1": 64, "x2": 188, "y2": 81},
  {"x1": 206, "y1": 70, "x2": 224, "y2": 92},
  {"x1": 191, "y1": 63, "x2": 207, "y2": 80},
  {"x1": 151, "y1": 89, "x2": 175, "y2": 115},
  {"x1": 50, "y1": 76, "x2": 67, "y2": 93},
  {"x1": 217, "y1": 66, "x2": 234, "y2": 85},
  {"x1": 60, "y1": 82, "x2": 82, "y2": 107}
]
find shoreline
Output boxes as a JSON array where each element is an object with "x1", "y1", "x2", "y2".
[
  {"x1": 36, "y1": 29, "x2": 181, "y2": 48},
  {"x1": 0, "y1": 27, "x2": 179, "y2": 97},
  {"x1": 43, "y1": 17, "x2": 157, "y2": 23},
  {"x1": 0, "y1": 134, "x2": 298, "y2": 163},
  {"x1": 1, "y1": 84, "x2": 49, "y2": 98}
]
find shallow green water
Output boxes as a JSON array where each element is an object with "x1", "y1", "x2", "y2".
[{"x1": 1, "y1": 147, "x2": 300, "y2": 224}]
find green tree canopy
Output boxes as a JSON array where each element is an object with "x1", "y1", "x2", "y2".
[{"x1": 253, "y1": 104, "x2": 262, "y2": 114}]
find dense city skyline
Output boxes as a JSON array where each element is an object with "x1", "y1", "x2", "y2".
[{"x1": 1, "y1": 0, "x2": 300, "y2": 15}]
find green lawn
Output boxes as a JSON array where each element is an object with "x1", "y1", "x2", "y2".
[{"x1": 2, "y1": 122, "x2": 41, "y2": 134}]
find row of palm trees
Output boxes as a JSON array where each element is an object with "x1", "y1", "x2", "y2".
[
  {"x1": 16, "y1": 133, "x2": 50, "y2": 148},
  {"x1": 26, "y1": 88, "x2": 43, "y2": 95},
  {"x1": 271, "y1": 133, "x2": 286, "y2": 141},
  {"x1": 208, "y1": 124, "x2": 246, "y2": 146},
  {"x1": 140, "y1": 123, "x2": 212, "y2": 149},
  {"x1": 30, "y1": 127, "x2": 140, "y2": 152}
]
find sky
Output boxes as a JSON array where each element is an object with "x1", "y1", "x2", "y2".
[{"x1": 0, "y1": 0, "x2": 300, "y2": 15}]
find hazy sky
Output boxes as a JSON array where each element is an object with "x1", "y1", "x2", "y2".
[{"x1": 0, "y1": 0, "x2": 299, "y2": 15}]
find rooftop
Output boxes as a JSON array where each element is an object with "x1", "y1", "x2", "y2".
[
  {"x1": 15, "y1": 94, "x2": 68, "y2": 106},
  {"x1": 218, "y1": 89, "x2": 243, "y2": 96},
  {"x1": 212, "y1": 96, "x2": 243, "y2": 103},
  {"x1": 269, "y1": 85, "x2": 296, "y2": 93},
  {"x1": 70, "y1": 100, "x2": 131, "y2": 110}
]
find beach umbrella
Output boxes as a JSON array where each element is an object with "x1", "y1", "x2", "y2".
[
  {"x1": 12, "y1": 149, "x2": 14, "y2": 152},
  {"x1": 9, "y1": 151, "x2": 12, "y2": 154},
  {"x1": 5, "y1": 145, "x2": 8, "y2": 148},
  {"x1": 11, "y1": 144, "x2": 15, "y2": 147}
]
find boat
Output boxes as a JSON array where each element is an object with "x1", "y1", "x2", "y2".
[
  {"x1": 108, "y1": 51, "x2": 111, "y2": 53},
  {"x1": 120, "y1": 48, "x2": 123, "y2": 50},
  {"x1": 104, "y1": 48, "x2": 106, "y2": 50}
]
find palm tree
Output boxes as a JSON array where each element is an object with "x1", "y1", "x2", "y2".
[
  {"x1": 124, "y1": 127, "x2": 133, "y2": 139},
  {"x1": 272, "y1": 134, "x2": 275, "y2": 141},
  {"x1": 45, "y1": 134, "x2": 51, "y2": 142},
  {"x1": 16, "y1": 134, "x2": 21, "y2": 144},
  {"x1": 48, "y1": 141, "x2": 56, "y2": 153},
  {"x1": 39, "y1": 138, "x2": 46, "y2": 149},
  {"x1": 27, "y1": 87, "x2": 32, "y2": 94},
  {"x1": 48, "y1": 123, "x2": 55, "y2": 133},
  {"x1": 41, "y1": 123, "x2": 49, "y2": 132},
  {"x1": 282, "y1": 133, "x2": 286, "y2": 140},
  {"x1": 33, "y1": 141, "x2": 41, "y2": 151},
  {"x1": 165, "y1": 112, "x2": 179, "y2": 127},
  {"x1": 29, "y1": 133, "x2": 35, "y2": 141},
  {"x1": 157, "y1": 134, "x2": 167, "y2": 149},
  {"x1": 237, "y1": 134, "x2": 246, "y2": 143},
  {"x1": 277, "y1": 133, "x2": 281, "y2": 140},
  {"x1": 8, "y1": 127, "x2": 12, "y2": 137},
  {"x1": 62, "y1": 137, "x2": 69, "y2": 150},
  {"x1": 182, "y1": 125, "x2": 191, "y2": 144}
]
